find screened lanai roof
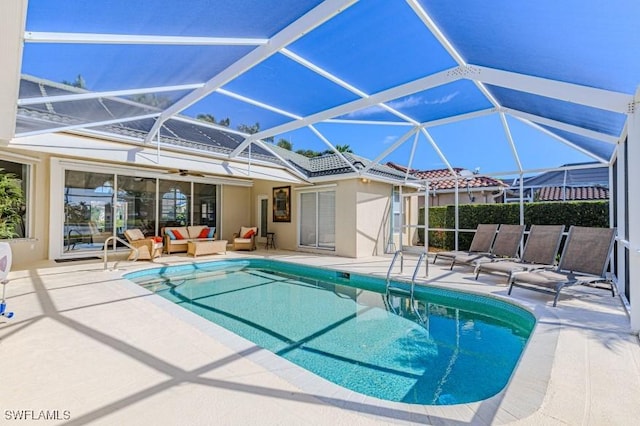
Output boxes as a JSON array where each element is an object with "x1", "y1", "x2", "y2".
[{"x1": 2, "y1": 0, "x2": 638, "y2": 178}]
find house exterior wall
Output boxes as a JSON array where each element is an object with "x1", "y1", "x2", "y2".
[
  {"x1": 220, "y1": 185, "x2": 252, "y2": 242},
  {"x1": 355, "y1": 180, "x2": 392, "y2": 256},
  {"x1": 430, "y1": 191, "x2": 500, "y2": 206},
  {"x1": 250, "y1": 179, "x2": 298, "y2": 251},
  {"x1": 251, "y1": 179, "x2": 395, "y2": 258}
]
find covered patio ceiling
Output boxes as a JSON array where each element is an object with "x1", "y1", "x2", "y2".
[{"x1": 1, "y1": 0, "x2": 638, "y2": 178}]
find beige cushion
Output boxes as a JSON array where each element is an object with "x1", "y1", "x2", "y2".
[
  {"x1": 239, "y1": 226, "x2": 258, "y2": 238},
  {"x1": 234, "y1": 238, "x2": 252, "y2": 244},
  {"x1": 125, "y1": 229, "x2": 145, "y2": 241},
  {"x1": 188, "y1": 225, "x2": 207, "y2": 239},
  {"x1": 168, "y1": 239, "x2": 189, "y2": 246}
]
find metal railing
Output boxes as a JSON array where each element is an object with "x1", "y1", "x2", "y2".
[{"x1": 103, "y1": 236, "x2": 139, "y2": 271}]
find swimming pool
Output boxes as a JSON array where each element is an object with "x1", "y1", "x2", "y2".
[{"x1": 126, "y1": 259, "x2": 535, "y2": 405}]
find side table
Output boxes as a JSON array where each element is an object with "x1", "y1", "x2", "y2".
[{"x1": 265, "y1": 232, "x2": 276, "y2": 250}]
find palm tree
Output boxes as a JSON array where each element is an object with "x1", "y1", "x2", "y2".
[{"x1": 335, "y1": 144, "x2": 353, "y2": 153}]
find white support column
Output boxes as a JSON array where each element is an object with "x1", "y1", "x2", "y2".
[
  {"x1": 0, "y1": 0, "x2": 27, "y2": 143},
  {"x1": 616, "y1": 141, "x2": 627, "y2": 298},
  {"x1": 627, "y1": 88, "x2": 640, "y2": 332}
]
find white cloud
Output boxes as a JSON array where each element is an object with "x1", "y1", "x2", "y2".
[
  {"x1": 344, "y1": 105, "x2": 385, "y2": 118},
  {"x1": 424, "y1": 91, "x2": 459, "y2": 105},
  {"x1": 382, "y1": 135, "x2": 397, "y2": 144}
]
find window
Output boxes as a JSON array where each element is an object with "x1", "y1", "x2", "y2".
[
  {"x1": 299, "y1": 190, "x2": 335, "y2": 250},
  {"x1": 159, "y1": 180, "x2": 191, "y2": 228},
  {"x1": 392, "y1": 187, "x2": 401, "y2": 233},
  {"x1": 0, "y1": 159, "x2": 29, "y2": 239}
]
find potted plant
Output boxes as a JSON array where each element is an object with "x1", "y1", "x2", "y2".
[{"x1": 0, "y1": 170, "x2": 24, "y2": 239}]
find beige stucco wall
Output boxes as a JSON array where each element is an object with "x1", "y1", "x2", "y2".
[
  {"x1": 1, "y1": 148, "x2": 50, "y2": 270},
  {"x1": 355, "y1": 180, "x2": 392, "y2": 257},
  {"x1": 250, "y1": 180, "x2": 298, "y2": 250},
  {"x1": 220, "y1": 185, "x2": 252, "y2": 242},
  {"x1": 430, "y1": 191, "x2": 500, "y2": 206}
]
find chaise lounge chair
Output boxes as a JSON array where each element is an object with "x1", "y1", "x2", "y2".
[
  {"x1": 433, "y1": 224, "x2": 498, "y2": 265},
  {"x1": 475, "y1": 224, "x2": 565, "y2": 281},
  {"x1": 450, "y1": 224, "x2": 525, "y2": 271},
  {"x1": 507, "y1": 226, "x2": 616, "y2": 306}
]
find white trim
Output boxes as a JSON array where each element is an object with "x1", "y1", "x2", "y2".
[
  {"x1": 54, "y1": 157, "x2": 254, "y2": 187},
  {"x1": 24, "y1": 31, "x2": 268, "y2": 46},
  {"x1": 470, "y1": 64, "x2": 631, "y2": 114},
  {"x1": 294, "y1": 183, "x2": 337, "y2": 192}
]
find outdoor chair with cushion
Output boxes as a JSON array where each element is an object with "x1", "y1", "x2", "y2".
[
  {"x1": 233, "y1": 226, "x2": 258, "y2": 251},
  {"x1": 450, "y1": 224, "x2": 525, "y2": 270},
  {"x1": 508, "y1": 226, "x2": 616, "y2": 306},
  {"x1": 433, "y1": 224, "x2": 499, "y2": 265},
  {"x1": 124, "y1": 229, "x2": 163, "y2": 261},
  {"x1": 475, "y1": 224, "x2": 565, "y2": 282}
]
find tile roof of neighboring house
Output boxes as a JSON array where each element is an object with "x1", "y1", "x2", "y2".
[
  {"x1": 535, "y1": 186, "x2": 609, "y2": 201},
  {"x1": 386, "y1": 162, "x2": 507, "y2": 190}
]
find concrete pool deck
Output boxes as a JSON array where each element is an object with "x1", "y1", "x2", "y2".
[{"x1": 1, "y1": 249, "x2": 639, "y2": 425}]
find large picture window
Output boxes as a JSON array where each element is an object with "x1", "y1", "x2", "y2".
[
  {"x1": 299, "y1": 190, "x2": 335, "y2": 250},
  {"x1": 0, "y1": 159, "x2": 29, "y2": 239}
]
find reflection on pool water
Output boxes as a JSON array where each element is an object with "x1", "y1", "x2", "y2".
[{"x1": 126, "y1": 259, "x2": 535, "y2": 405}]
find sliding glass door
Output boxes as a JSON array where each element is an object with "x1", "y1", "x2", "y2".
[
  {"x1": 299, "y1": 190, "x2": 335, "y2": 250},
  {"x1": 61, "y1": 167, "x2": 219, "y2": 255}
]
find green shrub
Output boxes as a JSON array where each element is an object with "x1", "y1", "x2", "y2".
[{"x1": 418, "y1": 201, "x2": 609, "y2": 250}]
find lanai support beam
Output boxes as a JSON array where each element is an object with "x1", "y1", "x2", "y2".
[
  {"x1": 0, "y1": 0, "x2": 27, "y2": 143},
  {"x1": 626, "y1": 87, "x2": 640, "y2": 332}
]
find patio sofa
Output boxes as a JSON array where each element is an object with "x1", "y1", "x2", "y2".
[{"x1": 162, "y1": 225, "x2": 216, "y2": 254}]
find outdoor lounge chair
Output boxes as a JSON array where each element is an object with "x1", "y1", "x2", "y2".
[
  {"x1": 124, "y1": 229, "x2": 163, "y2": 260},
  {"x1": 450, "y1": 224, "x2": 525, "y2": 270},
  {"x1": 475, "y1": 224, "x2": 565, "y2": 281},
  {"x1": 433, "y1": 224, "x2": 498, "y2": 265},
  {"x1": 233, "y1": 226, "x2": 258, "y2": 251},
  {"x1": 508, "y1": 226, "x2": 616, "y2": 306}
]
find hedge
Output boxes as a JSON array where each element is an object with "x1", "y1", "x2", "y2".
[{"x1": 418, "y1": 201, "x2": 609, "y2": 250}]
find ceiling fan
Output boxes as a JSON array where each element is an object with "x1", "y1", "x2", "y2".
[{"x1": 166, "y1": 169, "x2": 205, "y2": 178}]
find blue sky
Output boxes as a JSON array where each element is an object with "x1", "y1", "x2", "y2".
[{"x1": 21, "y1": 0, "x2": 633, "y2": 176}]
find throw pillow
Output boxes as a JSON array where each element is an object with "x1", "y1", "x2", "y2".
[
  {"x1": 172, "y1": 229, "x2": 185, "y2": 240},
  {"x1": 165, "y1": 229, "x2": 176, "y2": 240},
  {"x1": 198, "y1": 227, "x2": 210, "y2": 239},
  {"x1": 153, "y1": 236, "x2": 163, "y2": 243},
  {"x1": 243, "y1": 229, "x2": 256, "y2": 239},
  {"x1": 208, "y1": 227, "x2": 216, "y2": 238}
]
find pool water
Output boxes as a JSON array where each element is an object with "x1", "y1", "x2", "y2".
[{"x1": 126, "y1": 259, "x2": 535, "y2": 405}]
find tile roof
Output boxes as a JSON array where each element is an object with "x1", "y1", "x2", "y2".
[
  {"x1": 386, "y1": 162, "x2": 507, "y2": 190},
  {"x1": 536, "y1": 186, "x2": 609, "y2": 201},
  {"x1": 270, "y1": 145, "x2": 412, "y2": 180}
]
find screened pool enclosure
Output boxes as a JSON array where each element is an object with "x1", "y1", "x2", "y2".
[{"x1": 0, "y1": 0, "x2": 639, "y2": 329}]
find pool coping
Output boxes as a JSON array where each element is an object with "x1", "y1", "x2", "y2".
[{"x1": 118, "y1": 256, "x2": 558, "y2": 425}]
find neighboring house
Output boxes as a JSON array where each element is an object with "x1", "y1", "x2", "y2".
[
  {"x1": 3, "y1": 75, "x2": 418, "y2": 267},
  {"x1": 386, "y1": 162, "x2": 509, "y2": 206},
  {"x1": 506, "y1": 163, "x2": 609, "y2": 202}
]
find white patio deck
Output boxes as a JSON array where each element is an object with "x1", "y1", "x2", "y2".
[{"x1": 1, "y1": 249, "x2": 639, "y2": 425}]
